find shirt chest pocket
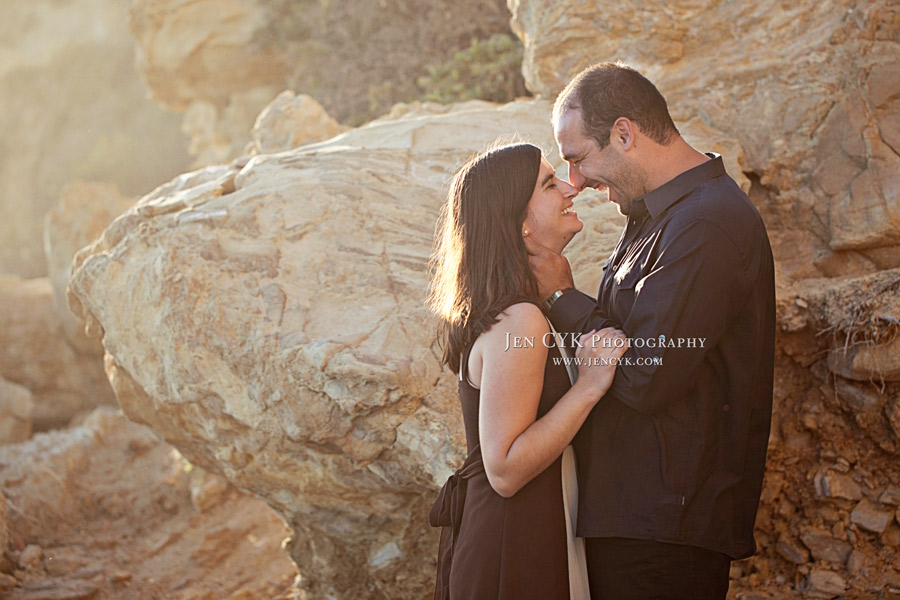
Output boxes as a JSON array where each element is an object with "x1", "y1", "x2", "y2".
[{"x1": 610, "y1": 262, "x2": 643, "y2": 319}]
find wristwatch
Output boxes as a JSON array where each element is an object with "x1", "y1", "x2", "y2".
[{"x1": 543, "y1": 289, "x2": 570, "y2": 313}]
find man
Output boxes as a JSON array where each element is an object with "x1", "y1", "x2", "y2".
[{"x1": 528, "y1": 62, "x2": 775, "y2": 599}]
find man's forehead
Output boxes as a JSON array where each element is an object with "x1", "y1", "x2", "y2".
[
  {"x1": 554, "y1": 112, "x2": 585, "y2": 158},
  {"x1": 554, "y1": 107, "x2": 581, "y2": 133},
  {"x1": 555, "y1": 108, "x2": 584, "y2": 135}
]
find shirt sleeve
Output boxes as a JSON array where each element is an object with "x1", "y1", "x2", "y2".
[
  {"x1": 546, "y1": 288, "x2": 615, "y2": 334},
  {"x1": 556, "y1": 218, "x2": 747, "y2": 416}
]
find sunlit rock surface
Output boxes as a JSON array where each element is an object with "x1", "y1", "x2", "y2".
[
  {"x1": 0, "y1": 276, "x2": 115, "y2": 429},
  {"x1": 129, "y1": 0, "x2": 288, "y2": 111},
  {"x1": 181, "y1": 86, "x2": 284, "y2": 167},
  {"x1": 506, "y1": 0, "x2": 900, "y2": 592},
  {"x1": 0, "y1": 378, "x2": 32, "y2": 445},
  {"x1": 44, "y1": 181, "x2": 134, "y2": 355},
  {"x1": 129, "y1": 0, "x2": 291, "y2": 166},
  {"x1": 509, "y1": 0, "x2": 900, "y2": 282},
  {"x1": 0, "y1": 0, "x2": 190, "y2": 277},
  {"x1": 249, "y1": 91, "x2": 348, "y2": 156},
  {"x1": 68, "y1": 98, "x2": 639, "y2": 599},
  {"x1": 0, "y1": 408, "x2": 298, "y2": 598}
]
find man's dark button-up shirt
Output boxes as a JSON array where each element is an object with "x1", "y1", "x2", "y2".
[{"x1": 549, "y1": 155, "x2": 775, "y2": 559}]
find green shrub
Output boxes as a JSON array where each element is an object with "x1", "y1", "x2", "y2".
[
  {"x1": 255, "y1": 0, "x2": 530, "y2": 124},
  {"x1": 417, "y1": 34, "x2": 527, "y2": 104}
]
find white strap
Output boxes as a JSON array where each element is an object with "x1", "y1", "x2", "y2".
[
  {"x1": 547, "y1": 320, "x2": 590, "y2": 600},
  {"x1": 561, "y1": 446, "x2": 590, "y2": 600}
]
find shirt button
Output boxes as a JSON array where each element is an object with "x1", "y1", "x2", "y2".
[{"x1": 722, "y1": 404, "x2": 730, "y2": 412}]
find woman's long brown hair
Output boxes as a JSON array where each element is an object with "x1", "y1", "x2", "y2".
[{"x1": 428, "y1": 142, "x2": 542, "y2": 374}]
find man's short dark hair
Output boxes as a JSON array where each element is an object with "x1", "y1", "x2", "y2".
[{"x1": 553, "y1": 62, "x2": 679, "y2": 149}]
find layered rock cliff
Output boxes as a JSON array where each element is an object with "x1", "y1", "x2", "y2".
[
  {"x1": 66, "y1": 98, "x2": 630, "y2": 599},
  {"x1": 3, "y1": 0, "x2": 899, "y2": 598},
  {"x1": 506, "y1": 0, "x2": 900, "y2": 596}
]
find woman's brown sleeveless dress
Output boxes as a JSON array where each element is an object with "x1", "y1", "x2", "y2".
[{"x1": 430, "y1": 325, "x2": 573, "y2": 600}]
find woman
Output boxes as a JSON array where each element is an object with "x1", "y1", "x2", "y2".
[{"x1": 428, "y1": 142, "x2": 626, "y2": 599}]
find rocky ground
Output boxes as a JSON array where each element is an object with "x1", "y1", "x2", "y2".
[
  {"x1": 0, "y1": 409, "x2": 300, "y2": 600},
  {"x1": 1, "y1": 0, "x2": 899, "y2": 598},
  {"x1": 1, "y1": 404, "x2": 896, "y2": 600}
]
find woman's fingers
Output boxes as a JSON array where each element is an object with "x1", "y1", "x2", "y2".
[{"x1": 573, "y1": 328, "x2": 629, "y2": 362}]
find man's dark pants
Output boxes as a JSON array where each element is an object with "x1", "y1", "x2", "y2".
[{"x1": 586, "y1": 537, "x2": 731, "y2": 600}]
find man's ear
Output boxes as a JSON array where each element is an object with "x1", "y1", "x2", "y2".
[{"x1": 612, "y1": 117, "x2": 635, "y2": 151}]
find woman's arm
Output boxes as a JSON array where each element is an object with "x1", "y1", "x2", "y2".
[{"x1": 472, "y1": 302, "x2": 625, "y2": 498}]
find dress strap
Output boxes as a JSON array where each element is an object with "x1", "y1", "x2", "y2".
[{"x1": 546, "y1": 319, "x2": 578, "y2": 385}]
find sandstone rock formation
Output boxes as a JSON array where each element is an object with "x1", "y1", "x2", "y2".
[
  {"x1": 129, "y1": 0, "x2": 291, "y2": 167},
  {"x1": 129, "y1": 0, "x2": 288, "y2": 112},
  {"x1": 249, "y1": 91, "x2": 347, "y2": 156},
  {"x1": 181, "y1": 86, "x2": 285, "y2": 167},
  {"x1": 68, "y1": 98, "x2": 634, "y2": 599},
  {"x1": 0, "y1": 378, "x2": 33, "y2": 445},
  {"x1": 0, "y1": 408, "x2": 298, "y2": 599},
  {"x1": 124, "y1": 0, "x2": 521, "y2": 164},
  {"x1": 45, "y1": 0, "x2": 900, "y2": 598},
  {"x1": 181, "y1": 88, "x2": 347, "y2": 166},
  {"x1": 0, "y1": 276, "x2": 115, "y2": 429},
  {"x1": 509, "y1": 0, "x2": 900, "y2": 282},
  {"x1": 44, "y1": 181, "x2": 135, "y2": 355},
  {"x1": 0, "y1": 0, "x2": 190, "y2": 277},
  {"x1": 0, "y1": 488, "x2": 8, "y2": 573},
  {"x1": 507, "y1": 2, "x2": 900, "y2": 593}
]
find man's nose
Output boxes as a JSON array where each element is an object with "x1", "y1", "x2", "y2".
[
  {"x1": 559, "y1": 178, "x2": 578, "y2": 199},
  {"x1": 567, "y1": 165, "x2": 587, "y2": 191}
]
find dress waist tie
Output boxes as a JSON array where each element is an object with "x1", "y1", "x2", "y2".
[{"x1": 429, "y1": 446, "x2": 484, "y2": 600}]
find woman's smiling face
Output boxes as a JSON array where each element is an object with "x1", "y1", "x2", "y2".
[{"x1": 522, "y1": 158, "x2": 583, "y2": 253}]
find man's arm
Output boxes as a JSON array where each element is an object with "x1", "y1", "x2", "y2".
[
  {"x1": 547, "y1": 288, "x2": 615, "y2": 334},
  {"x1": 526, "y1": 236, "x2": 615, "y2": 331},
  {"x1": 552, "y1": 218, "x2": 748, "y2": 416}
]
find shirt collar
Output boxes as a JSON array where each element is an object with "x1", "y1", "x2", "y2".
[{"x1": 640, "y1": 153, "x2": 725, "y2": 220}]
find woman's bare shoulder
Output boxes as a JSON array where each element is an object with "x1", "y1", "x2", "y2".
[{"x1": 490, "y1": 302, "x2": 550, "y2": 337}]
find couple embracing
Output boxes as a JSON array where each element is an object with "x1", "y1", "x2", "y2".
[{"x1": 428, "y1": 62, "x2": 775, "y2": 599}]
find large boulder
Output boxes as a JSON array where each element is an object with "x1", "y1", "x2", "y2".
[
  {"x1": 0, "y1": 276, "x2": 115, "y2": 428},
  {"x1": 43, "y1": 181, "x2": 134, "y2": 354},
  {"x1": 128, "y1": 0, "x2": 288, "y2": 112},
  {"x1": 249, "y1": 91, "x2": 347, "y2": 156},
  {"x1": 180, "y1": 87, "x2": 347, "y2": 167},
  {"x1": 129, "y1": 0, "x2": 291, "y2": 166},
  {"x1": 0, "y1": 0, "x2": 190, "y2": 277},
  {"x1": 508, "y1": 0, "x2": 900, "y2": 282},
  {"x1": 181, "y1": 86, "x2": 282, "y2": 167},
  {"x1": 67, "y1": 98, "x2": 644, "y2": 599},
  {"x1": 0, "y1": 377, "x2": 33, "y2": 445}
]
